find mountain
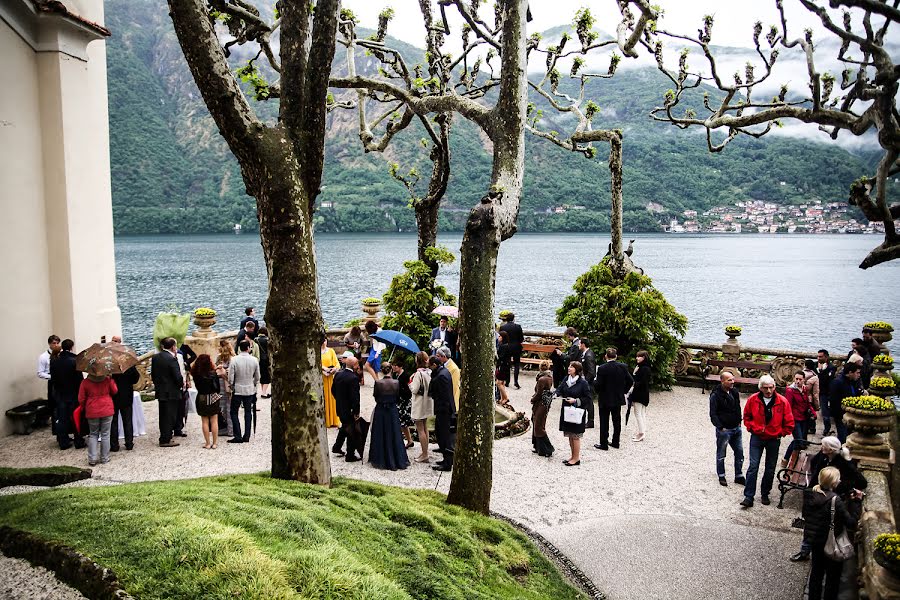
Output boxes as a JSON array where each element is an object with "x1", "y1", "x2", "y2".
[{"x1": 105, "y1": 0, "x2": 875, "y2": 235}]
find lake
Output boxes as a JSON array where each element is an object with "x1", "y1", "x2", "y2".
[{"x1": 114, "y1": 233, "x2": 900, "y2": 354}]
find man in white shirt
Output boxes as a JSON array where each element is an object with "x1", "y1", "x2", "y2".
[
  {"x1": 228, "y1": 340, "x2": 260, "y2": 443},
  {"x1": 38, "y1": 335, "x2": 61, "y2": 433}
]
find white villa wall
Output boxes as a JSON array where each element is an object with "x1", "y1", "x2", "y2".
[{"x1": 0, "y1": 0, "x2": 120, "y2": 436}]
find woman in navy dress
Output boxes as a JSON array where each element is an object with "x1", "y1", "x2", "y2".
[{"x1": 368, "y1": 363, "x2": 410, "y2": 471}]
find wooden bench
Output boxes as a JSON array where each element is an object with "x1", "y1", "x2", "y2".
[
  {"x1": 702, "y1": 358, "x2": 774, "y2": 392},
  {"x1": 776, "y1": 441, "x2": 820, "y2": 509},
  {"x1": 520, "y1": 342, "x2": 561, "y2": 368}
]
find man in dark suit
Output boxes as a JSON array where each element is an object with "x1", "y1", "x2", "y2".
[
  {"x1": 152, "y1": 337, "x2": 184, "y2": 447},
  {"x1": 239, "y1": 307, "x2": 259, "y2": 338},
  {"x1": 331, "y1": 356, "x2": 362, "y2": 461},
  {"x1": 830, "y1": 362, "x2": 863, "y2": 443},
  {"x1": 49, "y1": 339, "x2": 83, "y2": 450},
  {"x1": 579, "y1": 338, "x2": 597, "y2": 429},
  {"x1": 564, "y1": 327, "x2": 582, "y2": 366},
  {"x1": 593, "y1": 347, "x2": 634, "y2": 450},
  {"x1": 816, "y1": 349, "x2": 837, "y2": 435},
  {"x1": 109, "y1": 336, "x2": 140, "y2": 452},
  {"x1": 429, "y1": 355, "x2": 456, "y2": 471},
  {"x1": 499, "y1": 313, "x2": 525, "y2": 388},
  {"x1": 430, "y1": 316, "x2": 451, "y2": 355}
]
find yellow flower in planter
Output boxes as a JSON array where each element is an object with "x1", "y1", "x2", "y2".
[
  {"x1": 864, "y1": 321, "x2": 894, "y2": 332},
  {"x1": 842, "y1": 395, "x2": 896, "y2": 412},
  {"x1": 869, "y1": 377, "x2": 896, "y2": 391},
  {"x1": 194, "y1": 307, "x2": 217, "y2": 317},
  {"x1": 873, "y1": 355, "x2": 894, "y2": 368},
  {"x1": 875, "y1": 534, "x2": 900, "y2": 562}
]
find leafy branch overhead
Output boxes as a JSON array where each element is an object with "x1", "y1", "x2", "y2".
[{"x1": 645, "y1": 0, "x2": 899, "y2": 269}]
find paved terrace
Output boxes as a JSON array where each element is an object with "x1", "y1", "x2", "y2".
[{"x1": 0, "y1": 375, "x2": 810, "y2": 600}]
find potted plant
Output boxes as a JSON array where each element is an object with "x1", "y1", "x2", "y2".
[
  {"x1": 724, "y1": 325, "x2": 742, "y2": 339},
  {"x1": 869, "y1": 377, "x2": 896, "y2": 398},
  {"x1": 864, "y1": 321, "x2": 894, "y2": 344},
  {"x1": 873, "y1": 354, "x2": 894, "y2": 373},
  {"x1": 842, "y1": 395, "x2": 897, "y2": 461},
  {"x1": 874, "y1": 534, "x2": 900, "y2": 578},
  {"x1": 193, "y1": 307, "x2": 217, "y2": 329},
  {"x1": 361, "y1": 297, "x2": 382, "y2": 319}
]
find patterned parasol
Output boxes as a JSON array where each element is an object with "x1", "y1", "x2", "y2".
[{"x1": 75, "y1": 343, "x2": 140, "y2": 377}]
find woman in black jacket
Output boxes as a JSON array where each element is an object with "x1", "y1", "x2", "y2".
[
  {"x1": 630, "y1": 350, "x2": 652, "y2": 442},
  {"x1": 191, "y1": 354, "x2": 221, "y2": 449},
  {"x1": 496, "y1": 330, "x2": 512, "y2": 405},
  {"x1": 557, "y1": 361, "x2": 592, "y2": 466},
  {"x1": 803, "y1": 466, "x2": 862, "y2": 600}
]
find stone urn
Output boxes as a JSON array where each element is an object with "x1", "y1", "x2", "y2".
[
  {"x1": 843, "y1": 396, "x2": 896, "y2": 462},
  {"x1": 872, "y1": 355, "x2": 895, "y2": 378},
  {"x1": 875, "y1": 549, "x2": 900, "y2": 580},
  {"x1": 722, "y1": 326, "x2": 742, "y2": 357},
  {"x1": 192, "y1": 311, "x2": 218, "y2": 339},
  {"x1": 865, "y1": 322, "x2": 894, "y2": 345},
  {"x1": 361, "y1": 298, "x2": 382, "y2": 324}
]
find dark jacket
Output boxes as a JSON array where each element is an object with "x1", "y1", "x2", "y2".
[
  {"x1": 550, "y1": 349, "x2": 567, "y2": 387},
  {"x1": 829, "y1": 374, "x2": 862, "y2": 424},
  {"x1": 709, "y1": 384, "x2": 741, "y2": 429},
  {"x1": 499, "y1": 321, "x2": 524, "y2": 353},
  {"x1": 49, "y1": 350, "x2": 82, "y2": 404},
  {"x1": 256, "y1": 335, "x2": 270, "y2": 365},
  {"x1": 179, "y1": 344, "x2": 197, "y2": 370},
  {"x1": 332, "y1": 368, "x2": 360, "y2": 421},
  {"x1": 445, "y1": 330, "x2": 459, "y2": 357},
  {"x1": 557, "y1": 376, "x2": 592, "y2": 434},
  {"x1": 430, "y1": 365, "x2": 456, "y2": 416},
  {"x1": 111, "y1": 366, "x2": 140, "y2": 409},
  {"x1": 580, "y1": 349, "x2": 597, "y2": 386},
  {"x1": 239, "y1": 316, "x2": 259, "y2": 338},
  {"x1": 802, "y1": 489, "x2": 859, "y2": 547},
  {"x1": 151, "y1": 350, "x2": 183, "y2": 401},
  {"x1": 594, "y1": 360, "x2": 634, "y2": 408},
  {"x1": 810, "y1": 452, "x2": 868, "y2": 497},
  {"x1": 194, "y1": 373, "x2": 220, "y2": 395},
  {"x1": 631, "y1": 363, "x2": 651, "y2": 406},
  {"x1": 396, "y1": 369, "x2": 412, "y2": 402},
  {"x1": 496, "y1": 343, "x2": 511, "y2": 372},
  {"x1": 565, "y1": 339, "x2": 582, "y2": 366},
  {"x1": 816, "y1": 362, "x2": 837, "y2": 399}
]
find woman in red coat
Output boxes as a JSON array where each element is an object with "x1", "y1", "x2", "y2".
[
  {"x1": 78, "y1": 370, "x2": 118, "y2": 466},
  {"x1": 783, "y1": 371, "x2": 813, "y2": 467}
]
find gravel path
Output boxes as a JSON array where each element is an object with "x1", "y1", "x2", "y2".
[
  {"x1": 0, "y1": 374, "x2": 809, "y2": 599},
  {"x1": 0, "y1": 555, "x2": 86, "y2": 600}
]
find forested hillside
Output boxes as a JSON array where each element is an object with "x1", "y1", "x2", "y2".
[{"x1": 106, "y1": 0, "x2": 874, "y2": 234}]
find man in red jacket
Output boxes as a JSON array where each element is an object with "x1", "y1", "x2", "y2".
[{"x1": 741, "y1": 375, "x2": 795, "y2": 508}]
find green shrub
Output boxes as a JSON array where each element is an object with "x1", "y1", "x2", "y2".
[
  {"x1": 556, "y1": 257, "x2": 687, "y2": 389},
  {"x1": 382, "y1": 247, "x2": 456, "y2": 351}
]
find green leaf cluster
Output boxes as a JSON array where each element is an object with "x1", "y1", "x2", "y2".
[
  {"x1": 382, "y1": 251, "x2": 456, "y2": 351},
  {"x1": 556, "y1": 258, "x2": 687, "y2": 389}
]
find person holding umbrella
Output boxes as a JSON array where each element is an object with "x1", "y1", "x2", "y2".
[
  {"x1": 78, "y1": 360, "x2": 118, "y2": 466},
  {"x1": 363, "y1": 320, "x2": 386, "y2": 384}
]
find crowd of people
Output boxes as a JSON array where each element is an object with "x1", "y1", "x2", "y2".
[
  {"x1": 708, "y1": 325, "x2": 890, "y2": 600},
  {"x1": 35, "y1": 311, "x2": 891, "y2": 598}
]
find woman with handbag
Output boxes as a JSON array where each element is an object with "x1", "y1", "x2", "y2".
[
  {"x1": 557, "y1": 361, "x2": 591, "y2": 466},
  {"x1": 531, "y1": 360, "x2": 555, "y2": 457},
  {"x1": 802, "y1": 466, "x2": 861, "y2": 600},
  {"x1": 192, "y1": 354, "x2": 221, "y2": 449},
  {"x1": 409, "y1": 351, "x2": 433, "y2": 463}
]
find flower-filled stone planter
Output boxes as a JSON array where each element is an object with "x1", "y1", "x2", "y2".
[
  {"x1": 869, "y1": 377, "x2": 896, "y2": 398},
  {"x1": 723, "y1": 325, "x2": 742, "y2": 356},
  {"x1": 874, "y1": 534, "x2": 900, "y2": 580},
  {"x1": 843, "y1": 395, "x2": 897, "y2": 462},
  {"x1": 873, "y1": 354, "x2": 894, "y2": 376},
  {"x1": 193, "y1": 308, "x2": 217, "y2": 328},
  {"x1": 864, "y1": 321, "x2": 894, "y2": 345},
  {"x1": 361, "y1": 297, "x2": 382, "y2": 323}
]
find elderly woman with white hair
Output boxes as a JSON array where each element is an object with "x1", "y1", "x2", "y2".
[
  {"x1": 740, "y1": 375, "x2": 795, "y2": 508},
  {"x1": 791, "y1": 436, "x2": 867, "y2": 562}
]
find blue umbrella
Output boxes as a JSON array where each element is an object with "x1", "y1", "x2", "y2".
[{"x1": 371, "y1": 329, "x2": 420, "y2": 353}]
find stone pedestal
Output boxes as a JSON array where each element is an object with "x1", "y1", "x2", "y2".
[
  {"x1": 722, "y1": 333, "x2": 741, "y2": 358},
  {"x1": 845, "y1": 407, "x2": 896, "y2": 465},
  {"x1": 185, "y1": 317, "x2": 220, "y2": 363}
]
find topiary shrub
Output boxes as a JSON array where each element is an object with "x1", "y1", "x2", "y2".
[
  {"x1": 556, "y1": 257, "x2": 687, "y2": 389},
  {"x1": 382, "y1": 246, "x2": 456, "y2": 351}
]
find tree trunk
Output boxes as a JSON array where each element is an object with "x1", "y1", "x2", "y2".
[
  {"x1": 608, "y1": 132, "x2": 624, "y2": 259},
  {"x1": 415, "y1": 199, "x2": 440, "y2": 274},
  {"x1": 252, "y1": 130, "x2": 331, "y2": 484},
  {"x1": 447, "y1": 204, "x2": 501, "y2": 514}
]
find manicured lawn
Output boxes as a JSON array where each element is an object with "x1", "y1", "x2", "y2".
[
  {"x1": 0, "y1": 475, "x2": 584, "y2": 599},
  {"x1": 0, "y1": 466, "x2": 84, "y2": 477}
]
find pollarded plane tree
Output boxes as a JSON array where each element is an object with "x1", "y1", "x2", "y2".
[
  {"x1": 335, "y1": 6, "x2": 452, "y2": 277},
  {"x1": 646, "y1": 0, "x2": 898, "y2": 269},
  {"x1": 166, "y1": 0, "x2": 342, "y2": 484},
  {"x1": 330, "y1": 0, "x2": 655, "y2": 513},
  {"x1": 526, "y1": 4, "x2": 655, "y2": 276}
]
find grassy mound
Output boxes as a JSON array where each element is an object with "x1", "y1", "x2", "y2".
[{"x1": 0, "y1": 475, "x2": 584, "y2": 599}]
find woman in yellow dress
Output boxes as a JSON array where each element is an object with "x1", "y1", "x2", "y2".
[{"x1": 321, "y1": 336, "x2": 340, "y2": 428}]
